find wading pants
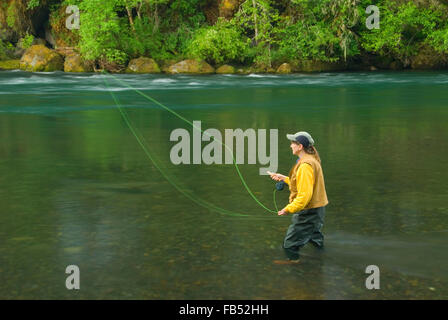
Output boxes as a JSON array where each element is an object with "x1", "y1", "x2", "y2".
[{"x1": 283, "y1": 206, "x2": 326, "y2": 260}]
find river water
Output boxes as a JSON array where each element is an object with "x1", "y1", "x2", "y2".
[{"x1": 0, "y1": 71, "x2": 447, "y2": 299}]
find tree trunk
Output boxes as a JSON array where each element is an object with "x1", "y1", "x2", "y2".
[
  {"x1": 268, "y1": 42, "x2": 271, "y2": 67},
  {"x1": 126, "y1": 6, "x2": 136, "y2": 32},
  {"x1": 137, "y1": 2, "x2": 142, "y2": 20},
  {"x1": 153, "y1": 4, "x2": 159, "y2": 33},
  {"x1": 252, "y1": 0, "x2": 258, "y2": 45}
]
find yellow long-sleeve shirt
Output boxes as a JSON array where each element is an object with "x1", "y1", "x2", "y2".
[{"x1": 283, "y1": 163, "x2": 314, "y2": 213}]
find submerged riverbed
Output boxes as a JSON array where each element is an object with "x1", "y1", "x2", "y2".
[{"x1": 0, "y1": 71, "x2": 447, "y2": 299}]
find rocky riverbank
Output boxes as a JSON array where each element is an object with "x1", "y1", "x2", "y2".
[{"x1": 2, "y1": 42, "x2": 447, "y2": 74}]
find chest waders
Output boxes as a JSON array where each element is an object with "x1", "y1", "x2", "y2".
[{"x1": 282, "y1": 207, "x2": 325, "y2": 260}]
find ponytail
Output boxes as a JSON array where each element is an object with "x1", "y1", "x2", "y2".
[{"x1": 304, "y1": 145, "x2": 321, "y2": 163}]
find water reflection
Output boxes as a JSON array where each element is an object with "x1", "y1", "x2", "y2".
[{"x1": 0, "y1": 71, "x2": 447, "y2": 299}]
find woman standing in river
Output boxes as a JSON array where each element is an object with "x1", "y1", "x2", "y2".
[{"x1": 269, "y1": 131, "x2": 329, "y2": 264}]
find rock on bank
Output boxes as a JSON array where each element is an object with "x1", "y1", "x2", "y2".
[
  {"x1": 19, "y1": 44, "x2": 64, "y2": 72},
  {"x1": 167, "y1": 59, "x2": 214, "y2": 74}
]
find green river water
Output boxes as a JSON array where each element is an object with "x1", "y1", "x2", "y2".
[{"x1": 0, "y1": 71, "x2": 447, "y2": 299}]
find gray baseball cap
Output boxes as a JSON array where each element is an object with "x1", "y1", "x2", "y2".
[{"x1": 286, "y1": 131, "x2": 315, "y2": 147}]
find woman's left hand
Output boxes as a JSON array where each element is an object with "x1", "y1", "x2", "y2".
[{"x1": 278, "y1": 209, "x2": 288, "y2": 216}]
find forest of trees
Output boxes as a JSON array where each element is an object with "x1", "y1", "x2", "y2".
[{"x1": 1, "y1": 0, "x2": 448, "y2": 71}]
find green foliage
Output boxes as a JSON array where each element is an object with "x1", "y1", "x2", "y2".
[
  {"x1": 0, "y1": 40, "x2": 15, "y2": 60},
  {"x1": 158, "y1": 0, "x2": 207, "y2": 59},
  {"x1": 61, "y1": 0, "x2": 83, "y2": 6},
  {"x1": 6, "y1": 3, "x2": 17, "y2": 28},
  {"x1": 428, "y1": 26, "x2": 448, "y2": 53},
  {"x1": 122, "y1": 18, "x2": 162, "y2": 57},
  {"x1": 186, "y1": 18, "x2": 251, "y2": 65},
  {"x1": 78, "y1": 0, "x2": 123, "y2": 62},
  {"x1": 77, "y1": 0, "x2": 205, "y2": 65},
  {"x1": 275, "y1": 19, "x2": 340, "y2": 63},
  {"x1": 232, "y1": 0, "x2": 279, "y2": 67},
  {"x1": 360, "y1": 2, "x2": 444, "y2": 63},
  {"x1": 7, "y1": 0, "x2": 448, "y2": 69},
  {"x1": 274, "y1": 0, "x2": 360, "y2": 64},
  {"x1": 104, "y1": 48, "x2": 129, "y2": 65},
  {"x1": 165, "y1": 0, "x2": 206, "y2": 30},
  {"x1": 20, "y1": 33, "x2": 35, "y2": 49},
  {"x1": 27, "y1": 0, "x2": 41, "y2": 10},
  {"x1": 162, "y1": 24, "x2": 193, "y2": 58},
  {"x1": 122, "y1": 16, "x2": 188, "y2": 61},
  {"x1": 0, "y1": 41, "x2": 5, "y2": 61},
  {"x1": 233, "y1": 0, "x2": 278, "y2": 45}
]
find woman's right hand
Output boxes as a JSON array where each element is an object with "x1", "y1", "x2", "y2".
[{"x1": 267, "y1": 171, "x2": 287, "y2": 181}]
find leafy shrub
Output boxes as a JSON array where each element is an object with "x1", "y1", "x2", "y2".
[
  {"x1": 231, "y1": 0, "x2": 279, "y2": 67},
  {"x1": 274, "y1": 0, "x2": 360, "y2": 64},
  {"x1": 164, "y1": 0, "x2": 206, "y2": 30},
  {"x1": 122, "y1": 17, "x2": 186, "y2": 62},
  {"x1": 104, "y1": 49, "x2": 129, "y2": 65},
  {"x1": 77, "y1": 0, "x2": 204, "y2": 66},
  {"x1": 275, "y1": 19, "x2": 341, "y2": 63},
  {"x1": 187, "y1": 18, "x2": 251, "y2": 65},
  {"x1": 428, "y1": 27, "x2": 448, "y2": 54},
  {"x1": 20, "y1": 34, "x2": 35, "y2": 49},
  {"x1": 360, "y1": 2, "x2": 443, "y2": 63},
  {"x1": 0, "y1": 40, "x2": 14, "y2": 60},
  {"x1": 27, "y1": 0, "x2": 41, "y2": 10},
  {"x1": 6, "y1": 2, "x2": 17, "y2": 28},
  {"x1": 78, "y1": 0, "x2": 122, "y2": 62}
]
